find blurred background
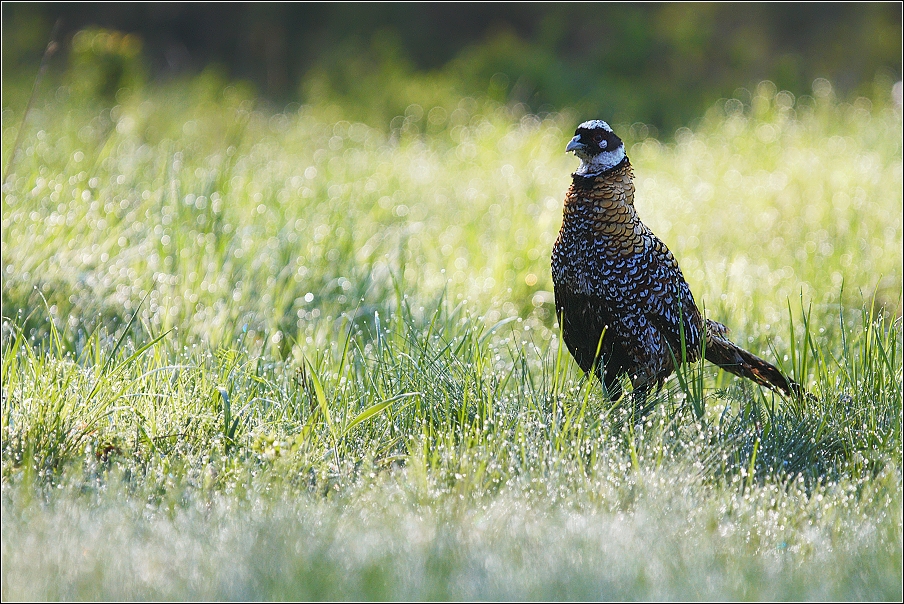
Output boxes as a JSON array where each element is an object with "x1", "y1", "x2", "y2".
[{"x1": 3, "y1": 3, "x2": 901, "y2": 131}]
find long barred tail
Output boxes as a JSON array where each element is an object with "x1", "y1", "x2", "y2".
[{"x1": 703, "y1": 320, "x2": 809, "y2": 399}]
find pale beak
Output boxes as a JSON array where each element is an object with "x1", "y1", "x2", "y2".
[{"x1": 565, "y1": 135, "x2": 583, "y2": 153}]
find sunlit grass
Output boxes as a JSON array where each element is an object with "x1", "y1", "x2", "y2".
[{"x1": 1, "y1": 77, "x2": 902, "y2": 599}]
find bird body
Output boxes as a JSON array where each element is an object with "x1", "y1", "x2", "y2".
[{"x1": 552, "y1": 120, "x2": 804, "y2": 404}]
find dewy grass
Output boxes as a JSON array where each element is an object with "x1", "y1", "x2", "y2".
[{"x1": 1, "y1": 78, "x2": 902, "y2": 599}]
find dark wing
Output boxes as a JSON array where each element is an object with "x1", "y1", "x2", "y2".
[{"x1": 629, "y1": 232, "x2": 704, "y2": 363}]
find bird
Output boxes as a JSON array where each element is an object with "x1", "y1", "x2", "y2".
[{"x1": 551, "y1": 119, "x2": 807, "y2": 410}]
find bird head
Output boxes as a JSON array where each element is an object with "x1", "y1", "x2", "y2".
[{"x1": 566, "y1": 120, "x2": 626, "y2": 176}]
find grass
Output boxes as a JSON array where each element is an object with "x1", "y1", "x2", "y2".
[{"x1": 1, "y1": 76, "x2": 902, "y2": 599}]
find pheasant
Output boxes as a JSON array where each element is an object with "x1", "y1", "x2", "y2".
[{"x1": 551, "y1": 119, "x2": 807, "y2": 407}]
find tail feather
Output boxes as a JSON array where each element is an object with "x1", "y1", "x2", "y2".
[{"x1": 703, "y1": 324, "x2": 809, "y2": 399}]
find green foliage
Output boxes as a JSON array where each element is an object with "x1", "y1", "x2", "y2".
[
  {"x1": 3, "y1": 4, "x2": 901, "y2": 128},
  {"x1": 68, "y1": 28, "x2": 145, "y2": 102},
  {"x1": 1, "y1": 77, "x2": 902, "y2": 599}
]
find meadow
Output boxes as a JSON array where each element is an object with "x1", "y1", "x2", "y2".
[{"x1": 1, "y1": 75, "x2": 902, "y2": 599}]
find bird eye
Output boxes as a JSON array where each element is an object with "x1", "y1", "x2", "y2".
[{"x1": 593, "y1": 134, "x2": 603, "y2": 143}]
